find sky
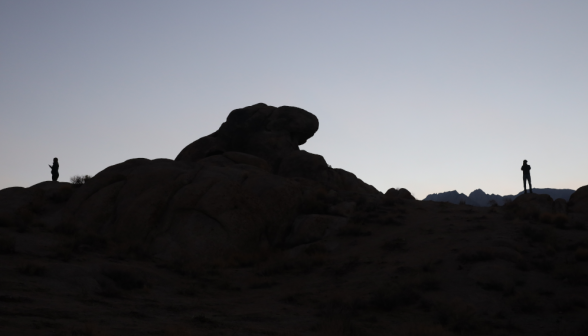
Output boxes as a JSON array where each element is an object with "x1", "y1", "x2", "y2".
[{"x1": 1, "y1": 1, "x2": 587, "y2": 200}]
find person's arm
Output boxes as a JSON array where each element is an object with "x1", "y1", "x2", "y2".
[{"x1": 49, "y1": 164, "x2": 52, "y2": 169}]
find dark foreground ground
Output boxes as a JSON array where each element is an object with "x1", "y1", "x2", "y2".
[{"x1": 1, "y1": 197, "x2": 588, "y2": 336}]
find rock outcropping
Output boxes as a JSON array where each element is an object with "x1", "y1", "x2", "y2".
[
  {"x1": 569, "y1": 185, "x2": 588, "y2": 214},
  {"x1": 0, "y1": 103, "x2": 383, "y2": 264},
  {"x1": 176, "y1": 103, "x2": 379, "y2": 196}
]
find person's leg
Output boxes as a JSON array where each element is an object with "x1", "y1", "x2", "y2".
[
  {"x1": 528, "y1": 175, "x2": 532, "y2": 193},
  {"x1": 523, "y1": 176, "x2": 527, "y2": 193},
  {"x1": 52, "y1": 173, "x2": 58, "y2": 182}
]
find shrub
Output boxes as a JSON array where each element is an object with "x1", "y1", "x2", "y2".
[{"x1": 70, "y1": 175, "x2": 92, "y2": 185}]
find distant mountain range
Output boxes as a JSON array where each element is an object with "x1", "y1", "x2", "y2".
[{"x1": 423, "y1": 188, "x2": 576, "y2": 207}]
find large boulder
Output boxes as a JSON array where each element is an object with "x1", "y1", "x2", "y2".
[
  {"x1": 384, "y1": 188, "x2": 415, "y2": 202},
  {"x1": 568, "y1": 185, "x2": 588, "y2": 214},
  {"x1": 176, "y1": 103, "x2": 380, "y2": 197},
  {"x1": 506, "y1": 193, "x2": 554, "y2": 220},
  {"x1": 176, "y1": 103, "x2": 319, "y2": 170},
  {"x1": 512, "y1": 193, "x2": 554, "y2": 211},
  {"x1": 0, "y1": 182, "x2": 74, "y2": 227}
]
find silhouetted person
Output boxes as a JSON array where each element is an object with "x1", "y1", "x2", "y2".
[
  {"x1": 49, "y1": 158, "x2": 59, "y2": 182},
  {"x1": 521, "y1": 159, "x2": 532, "y2": 194}
]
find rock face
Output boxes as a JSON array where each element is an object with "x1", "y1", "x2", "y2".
[
  {"x1": 176, "y1": 103, "x2": 379, "y2": 196},
  {"x1": 0, "y1": 182, "x2": 73, "y2": 228},
  {"x1": 176, "y1": 103, "x2": 318, "y2": 170},
  {"x1": 510, "y1": 193, "x2": 555, "y2": 216},
  {"x1": 0, "y1": 103, "x2": 387, "y2": 264},
  {"x1": 58, "y1": 156, "x2": 303, "y2": 262},
  {"x1": 569, "y1": 185, "x2": 588, "y2": 214}
]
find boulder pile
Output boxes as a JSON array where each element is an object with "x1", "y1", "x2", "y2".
[{"x1": 0, "y1": 104, "x2": 390, "y2": 264}]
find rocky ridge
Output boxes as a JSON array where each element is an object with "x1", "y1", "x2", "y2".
[{"x1": 425, "y1": 188, "x2": 576, "y2": 207}]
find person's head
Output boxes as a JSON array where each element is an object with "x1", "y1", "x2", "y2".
[
  {"x1": 54, "y1": 157, "x2": 58, "y2": 162},
  {"x1": 523, "y1": 160, "x2": 527, "y2": 164}
]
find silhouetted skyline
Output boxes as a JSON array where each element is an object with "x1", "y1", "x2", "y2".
[{"x1": 1, "y1": 1, "x2": 587, "y2": 199}]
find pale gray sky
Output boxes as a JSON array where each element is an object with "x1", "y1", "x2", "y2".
[{"x1": 1, "y1": 1, "x2": 587, "y2": 199}]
